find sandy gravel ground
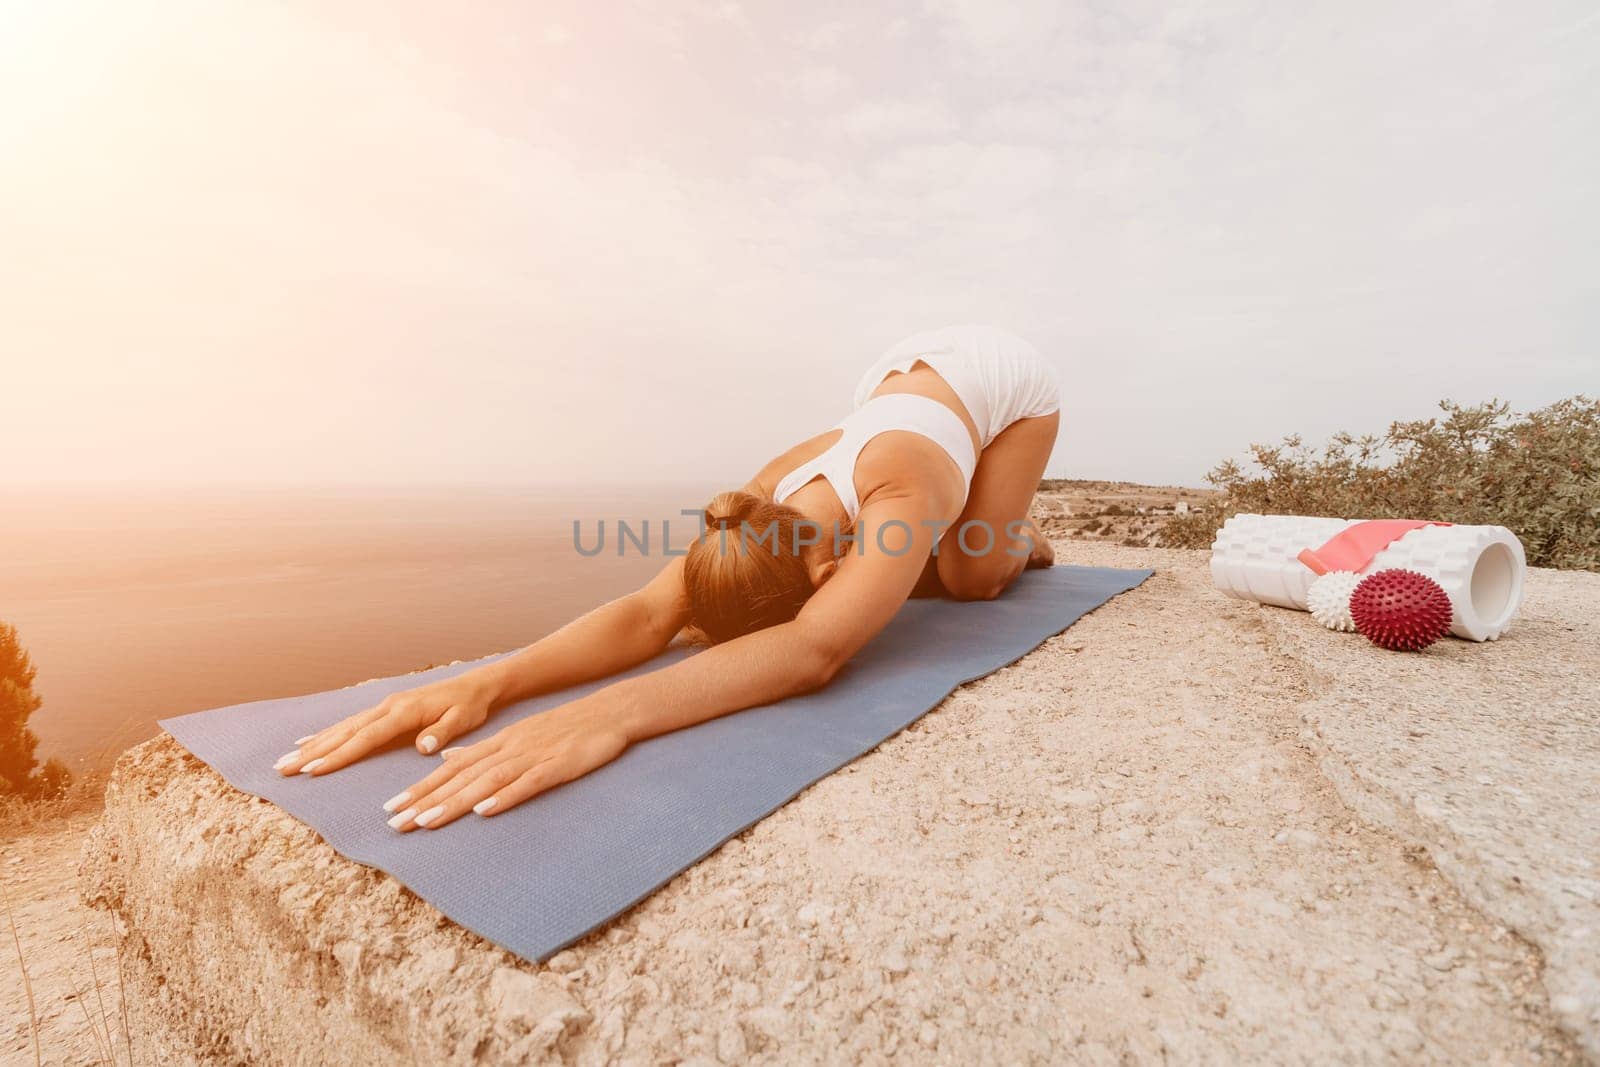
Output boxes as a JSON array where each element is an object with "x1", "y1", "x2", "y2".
[
  {"x1": 13, "y1": 542, "x2": 1598, "y2": 1063},
  {"x1": 2, "y1": 812, "x2": 123, "y2": 1066},
  {"x1": 1260, "y1": 554, "x2": 1600, "y2": 1050}
]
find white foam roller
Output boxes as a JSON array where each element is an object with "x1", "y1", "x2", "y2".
[
  {"x1": 1209, "y1": 515, "x2": 1350, "y2": 611},
  {"x1": 1209, "y1": 513, "x2": 1527, "y2": 641}
]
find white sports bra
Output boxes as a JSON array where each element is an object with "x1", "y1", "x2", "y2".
[{"x1": 772, "y1": 393, "x2": 978, "y2": 521}]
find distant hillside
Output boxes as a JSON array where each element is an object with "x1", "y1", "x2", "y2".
[{"x1": 1033, "y1": 480, "x2": 1221, "y2": 548}]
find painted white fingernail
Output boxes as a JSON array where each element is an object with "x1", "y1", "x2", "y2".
[
  {"x1": 419, "y1": 736, "x2": 439, "y2": 754},
  {"x1": 414, "y1": 805, "x2": 446, "y2": 828},
  {"x1": 299, "y1": 758, "x2": 325, "y2": 774},
  {"x1": 273, "y1": 751, "x2": 301, "y2": 770},
  {"x1": 295, "y1": 735, "x2": 315, "y2": 745},
  {"x1": 473, "y1": 797, "x2": 498, "y2": 815},
  {"x1": 441, "y1": 747, "x2": 463, "y2": 759},
  {"x1": 382, "y1": 791, "x2": 412, "y2": 813},
  {"x1": 387, "y1": 807, "x2": 417, "y2": 830}
]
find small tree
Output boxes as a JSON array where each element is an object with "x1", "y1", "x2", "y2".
[{"x1": 0, "y1": 621, "x2": 69, "y2": 798}]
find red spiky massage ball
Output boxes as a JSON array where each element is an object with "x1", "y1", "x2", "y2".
[{"x1": 1350, "y1": 569, "x2": 1453, "y2": 652}]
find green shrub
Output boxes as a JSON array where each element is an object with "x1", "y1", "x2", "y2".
[
  {"x1": 1159, "y1": 397, "x2": 1599, "y2": 571},
  {"x1": 0, "y1": 621, "x2": 70, "y2": 798}
]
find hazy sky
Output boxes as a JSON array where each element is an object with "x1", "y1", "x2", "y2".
[{"x1": 2, "y1": 0, "x2": 1596, "y2": 488}]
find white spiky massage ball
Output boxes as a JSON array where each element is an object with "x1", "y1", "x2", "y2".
[{"x1": 1307, "y1": 571, "x2": 1362, "y2": 632}]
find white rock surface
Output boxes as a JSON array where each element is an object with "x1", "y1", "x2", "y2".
[{"x1": 77, "y1": 543, "x2": 1593, "y2": 1064}]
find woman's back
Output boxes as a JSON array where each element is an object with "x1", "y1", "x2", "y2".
[{"x1": 749, "y1": 360, "x2": 983, "y2": 529}]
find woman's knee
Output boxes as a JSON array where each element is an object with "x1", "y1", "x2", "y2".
[{"x1": 935, "y1": 548, "x2": 1019, "y2": 602}]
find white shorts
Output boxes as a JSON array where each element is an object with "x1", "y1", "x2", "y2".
[{"x1": 854, "y1": 324, "x2": 1061, "y2": 449}]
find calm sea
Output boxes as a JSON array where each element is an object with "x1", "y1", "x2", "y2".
[{"x1": 0, "y1": 485, "x2": 716, "y2": 769}]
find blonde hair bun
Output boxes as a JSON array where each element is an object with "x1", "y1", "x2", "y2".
[
  {"x1": 684, "y1": 488, "x2": 818, "y2": 644},
  {"x1": 703, "y1": 489, "x2": 762, "y2": 530}
]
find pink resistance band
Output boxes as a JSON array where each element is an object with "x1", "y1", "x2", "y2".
[{"x1": 1297, "y1": 519, "x2": 1451, "y2": 576}]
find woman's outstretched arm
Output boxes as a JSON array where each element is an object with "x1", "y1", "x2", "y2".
[
  {"x1": 474, "y1": 556, "x2": 693, "y2": 707},
  {"x1": 384, "y1": 494, "x2": 944, "y2": 829},
  {"x1": 273, "y1": 557, "x2": 691, "y2": 775}
]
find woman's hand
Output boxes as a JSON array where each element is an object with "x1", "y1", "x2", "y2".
[
  {"x1": 273, "y1": 671, "x2": 499, "y2": 777},
  {"x1": 381, "y1": 702, "x2": 629, "y2": 830}
]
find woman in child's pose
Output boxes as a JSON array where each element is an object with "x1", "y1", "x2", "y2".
[{"x1": 275, "y1": 324, "x2": 1061, "y2": 830}]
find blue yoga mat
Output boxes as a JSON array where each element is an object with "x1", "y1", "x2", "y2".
[{"x1": 162, "y1": 565, "x2": 1150, "y2": 962}]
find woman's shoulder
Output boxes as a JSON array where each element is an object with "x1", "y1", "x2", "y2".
[{"x1": 852, "y1": 432, "x2": 966, "y2": 520}]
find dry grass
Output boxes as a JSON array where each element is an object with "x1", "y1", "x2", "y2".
[
  {"x1": 3, "y1": 867, "x2": 133, "y2": 1065},
  {"x1": 2, "y1": 760, "x2": 131, "y2": 1064},
  {"x1": 3, "y1": 880, "x2": 42, "y2": 1067},
  {"x1": 0, "y1": 769, "x2": 110, "y2": 842}
]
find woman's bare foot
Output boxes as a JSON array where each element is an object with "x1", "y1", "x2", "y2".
[{"x1": 1023, "y1": 518, "x2": 1055, "y2": 568}]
